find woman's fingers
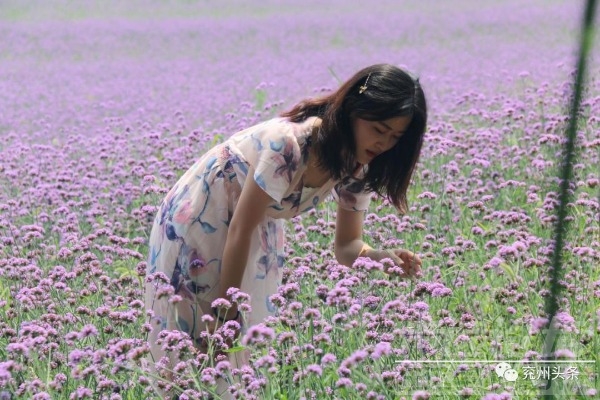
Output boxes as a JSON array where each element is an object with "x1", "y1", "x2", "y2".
[
  {"x1": 397, "y1": 249, "x2": 422, "y2": 266},
  {"x1": 365, "y1": 248, "x2": 422, "y2": 279},
  {"x1": 378, "y1": 250, "x2": 411, "y2": 278},
  {"x1": 390, "y1": 249, "x2": 422, "y2": 277}
]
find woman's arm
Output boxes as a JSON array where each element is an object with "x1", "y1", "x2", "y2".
[
  {"x1": 334, "y1": 205, "x2": 369, "y2": 266},
  {"x1": 334, "y1": 204, "x2": 422, "y2": 276},
  {"x1": 218, "y1": 167, "x2": 273, "y2": 317}
]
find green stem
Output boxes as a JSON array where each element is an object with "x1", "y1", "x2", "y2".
[{"x1": 541, "y1": 0, "x2": 597, "y2": 398}]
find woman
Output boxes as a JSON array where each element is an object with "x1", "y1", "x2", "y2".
[{"x1": 145, "y1": 63, "x2": 427, "y2": 376}]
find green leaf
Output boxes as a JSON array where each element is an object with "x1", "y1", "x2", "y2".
[
  {"x1": 255, "y1": 89, "x2": 266, "y2": 110},
  {"x1": 223, "y1": 345, "x2": 246, "y2": 354},
  {"x1": 500, "y1": 262, "x2": 517, "y2": 282}
]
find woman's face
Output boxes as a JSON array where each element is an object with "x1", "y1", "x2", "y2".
[{"x1": 352, "y1": 115, "x2": 412, "y2": 164}]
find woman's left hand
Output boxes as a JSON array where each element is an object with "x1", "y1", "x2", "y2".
[
  {"x1": 366, "y1": 248, "x2": 422, "y2": 278},
  {"x1": 390, "y1": 248, "x2": 422, "y2": 278}
]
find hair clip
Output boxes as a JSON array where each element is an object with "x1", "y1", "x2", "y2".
[
  {"x1": 413, "y1": 76, "x2": 420, "y2": 103},
  {"x1": 359, "y1": 73, "x2": 371, "y2": 94}
]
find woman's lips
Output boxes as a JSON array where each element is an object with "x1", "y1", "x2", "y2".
[{"x1": 366, "y1": 150, "x2": 377, "y2": 159}]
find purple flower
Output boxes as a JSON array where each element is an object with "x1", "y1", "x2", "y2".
[
  {"x1": 269, "y1": 293, "x2": 287, "y2": 307},
  {"x1": 49, "y1": 373, "x2": 67, "y2": 390},
  {"x1": 78, "y1": 324, "x2": 98, "y2": 339},
  {"x1": 335, "y1": 378, "x2": 353, "y2": 388},
  {"x1": 306, "y1": 364, "x2": 322, "y2": 376},
  {"x1": 529, "y1": 317, "x2": 549, "y2": 334},
  {"x1": 481, "y1": 393, "x2": 512, "y2": 400},
  {"x1": 68, "y1": 349, "x2": 89, "y2": 367},
  {"x1": 254, "y1": 355, "x2": 276, "y2": 369},
  {"x1": 454, "y1": 334, "x2": 470, "y2": 344},
  {"x1": 341, "y1": 349, "x2": 369, "y2": 369},
  {"x1": 454, "y1": 364, "x2": 469, "y2": 375},
  {"x1": 214, "y1": 360, "x2": 231, "y2": 375},
  {"x1": 332, "y1": 313, "x2": 347, "y2": 323},
  {"x1": 553, "y1": 311, "x2": 577, "y2": 332},
  {"x1": 351, "y1": 383, "x2": 366, "y2": 392},
  {"x1": 417, "y1": 191, "x2": 437, "y2": 199},
  {"x1": 371, "y1": 342, "x2": 392, "y2": 360},
  {"x1": 6, "y1": 343, "x2": 30, "y2": 357},
  {"x1": 325, "y1": 286, "x2": 352, "y2": 306},
  {"x1": 554, "y1": 349, "x2": 575, "y2": 359},
  {"x1": 241, "y1": 324, "x2": 275, "y2": 347},
  {"x1": 277, "y1": 331, "x2": 297, "y2": 346},
  {"x1": 0, "y1": 362, "x2": 15, "y2": 387},
  {"x1": 211, "y1": 298, "x2": 233, "y2": 309},
  {"x1": 303, "y1": 308, "x2": 321, "y2": 319},
  {"x1": 415, "y1": 282, "x2": 453, "y2": 297},
  {"x1": 69, "y1": 387, "x2": 94, "y2": 399},
  {"x1": 321, "y1": 353, "x2": 337, "y2": 365},
  {"x1": 412, "y1": 391, "x2": 430, "y2": 400}
]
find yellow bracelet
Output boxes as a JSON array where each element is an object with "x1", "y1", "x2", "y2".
[{"x1": 358, "y1": 244, "x2": 372, "y2": 258}]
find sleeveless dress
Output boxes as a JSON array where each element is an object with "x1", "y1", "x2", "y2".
[{"x1": 144, "y1": 116, "x2": 371, "y2": 369}]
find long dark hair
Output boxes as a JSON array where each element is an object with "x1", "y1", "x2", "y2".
[{"x1": 281, "y1": 63, "x2": 427, "y2": 213}]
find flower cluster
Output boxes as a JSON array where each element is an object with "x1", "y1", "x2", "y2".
[{"x1": 0, "y1": 0, "x2": 597, "y2": 398}]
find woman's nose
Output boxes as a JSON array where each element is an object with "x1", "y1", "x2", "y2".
[{"x1": 376, "y1": 137, "x2": 394, "y2": 153}]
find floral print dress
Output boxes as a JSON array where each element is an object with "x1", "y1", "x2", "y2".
[{"x1": 145, "y1": 116, "x2": 371, "y2": 367}]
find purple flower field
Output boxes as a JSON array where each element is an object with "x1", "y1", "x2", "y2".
[{"x1": 1, "y1": 0, "x2": 599, "y2": 399}]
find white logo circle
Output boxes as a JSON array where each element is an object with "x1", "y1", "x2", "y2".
[
  {"x1": 495, "y1": 362, "x2": 511, "y2": 377},
  {"x1": 495, "y1": 362, "x2": 518, "y2": 381}
]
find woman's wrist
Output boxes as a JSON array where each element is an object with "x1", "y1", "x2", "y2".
[
  {"x1": 362, "y1": 248, "x2": 394, "y2": 262},
  {"x1": 358, "y1": 243, "x2": 373, "y2": 258}
]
